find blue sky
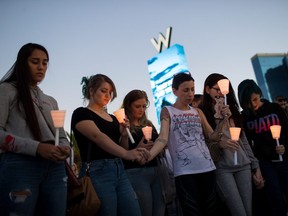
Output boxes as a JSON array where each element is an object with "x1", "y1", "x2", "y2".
[{"x1": 0, "y1": 0, "x2": 287, "y2": 130}]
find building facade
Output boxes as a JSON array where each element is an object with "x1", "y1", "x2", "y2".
[{"x1": 251, "y1": 53, "x2": 288, "y2": 101}]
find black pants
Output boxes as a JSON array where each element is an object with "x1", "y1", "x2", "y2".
[{"x1": 175, "y1": 171, "x2": 225, "y2": 216}]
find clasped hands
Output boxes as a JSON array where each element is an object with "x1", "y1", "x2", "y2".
[
  {"x1": 252, "y1": 168, "x2": 265, "y2": 189},
  {"x1": 126, "y1": 137, "x2": 152, "y2": 164}
]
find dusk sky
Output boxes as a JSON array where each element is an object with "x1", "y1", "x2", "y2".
[{"x1": 1, "y1": 0, "x2": 287, "y2": 130}]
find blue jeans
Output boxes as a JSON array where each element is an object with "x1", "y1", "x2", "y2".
[
  {"x1": 80, "y1": 158, "x2": 141, "y2": 216},
  {"x1": 259, "y1": 160, "x2": 288, "y2": 216},
  {"x1": 126, "y1": 167, "x2": 166, "y2": 216},
  {"x1": 0, "y1": 153, "x2": 67, "y2": 216}
]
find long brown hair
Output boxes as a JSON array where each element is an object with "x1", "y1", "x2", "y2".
[
  {"x1": 199, "y1": 73, "x2": 243, "y2": 129},
  {"x1": 121, "y1": 89, "x2": 152, "y2": 133},
  {"x1": 2, "y1": 43, "x2": 49, "y2": 140}
]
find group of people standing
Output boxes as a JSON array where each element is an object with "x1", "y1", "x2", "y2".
[{"x1": 0, "y1": 43, "x2": 287, "y2": 216}]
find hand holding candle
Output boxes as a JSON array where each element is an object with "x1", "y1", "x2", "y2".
[
  {"x1": 113, "y1": 108, "x2": 135, "y2": 143},
  {"x1": 270, "y1": 125, "x2": 283, "y2": 161},
  {"x1": 217, "y1": 79, "x2": 229, "y2": 105},
  {"x1": 229, "y1": 127, "x2": 241, "y2": 165},
  {"x1": 50, "y1": 110, "x2": 66, "y2": 146},
  {"x1": 142, "y1": 126, "x2": 152, "y2": 141}
]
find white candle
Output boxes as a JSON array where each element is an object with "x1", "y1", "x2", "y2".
[
  {"x1": 234, "y1": 151, "x2": 237, "y2": 165},
  {"x1": 55, "y1": 128, "x2": 59, "y2": 146},
  {"x1": 270, "y1": 125, "x2": 283, "y2": 161},
  {"x1": 276, "y1": 139, "x2": 283, "y2": 161},
  {"x1": 217, "y1": 79, "x2": 229, "y2": 105},
  {"x1": 142, "y1": 126, "x2": 152, "y2": 141},
  {"x1": 229, "y1": 127, "x2": 241, "y2": 165},
  {"x1": 113, "y1": 108, "x2": 135, "y2": 143},
  {"x1": 51, "y1": 110, "x2": 66, "y2": 146}
]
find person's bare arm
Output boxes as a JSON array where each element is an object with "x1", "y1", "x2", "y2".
[
  {"x1": 197, "y1": 108, "x2": 239, "y2": 151},
  {"x1": 196, "y1": 108, "x2": 220, "y2": 141},
  {"x1": 148, "y1": 107, "x2": 170, "y2": 160},
  {"x1": 76, "y1": 120, "x2": 146, "y2": 161}
]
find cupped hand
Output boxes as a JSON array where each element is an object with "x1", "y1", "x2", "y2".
[
  {"x1": 221, "y1": 105, "x2": 232, "y2": 119},
  {"x1": 218, "y1": 137, "x2": 239, "y2": 151},
  {"x1": 37, "y1": 143, "x2": 70, "y2": 162},
  {"x1": 138, "y1": 137, "x2": 153, "y2": 150},
  {"x1": 276, "y1": 144, "x2": 285, "y2": 155},
  {"x1": 55, "y1": 146, "x2": 71, "y2": 160},
  {"x1": 119, "y1": 116, "x2": 130, "y2": 136}
]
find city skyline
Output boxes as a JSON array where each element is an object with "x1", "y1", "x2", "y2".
[{"x1": 251, "y1": 53, "x2": 288, "y2": 101}]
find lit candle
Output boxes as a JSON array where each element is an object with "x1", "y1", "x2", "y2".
[
  {"x1": 113, "y1": 108, "x2": 135, "y2": 143},
  {"x1": 51, "y1": 110, "x2": 66, "y2": 146},
  {"x1": 270, "y1": 125, "x2": 283, "y2": 161},
  {"x1": 217, "y1": 79, "x2": 229, "y2": 105},
  {"x1": 229, "y1": 127, "x2": 241, "y2": 165},
  {"x1": 142, "y1": 126, "x2": 152, "y2": 141}
]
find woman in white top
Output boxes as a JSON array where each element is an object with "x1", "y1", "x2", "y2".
[{"x1": 142, "y1": 72, "x2": 238, "y2": 216}]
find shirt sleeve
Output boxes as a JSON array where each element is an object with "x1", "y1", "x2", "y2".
[{"x1": 0, "y1": 83, "x2": 40, "y2": 155}]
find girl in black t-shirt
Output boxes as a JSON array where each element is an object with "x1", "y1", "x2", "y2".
[{"x1": 71, "y1": 74, "x2": 149, "y2": 216}]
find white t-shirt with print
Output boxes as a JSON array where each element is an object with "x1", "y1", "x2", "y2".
[{"x1": 165, "y1": 106, "x2": 215, "y2": 177}]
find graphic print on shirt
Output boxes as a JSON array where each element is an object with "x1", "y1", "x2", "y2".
[
  {"x1": 172, "y1": 112, "x2": 211, "y2": 167},
  {"x1": 246, "y1": 113, "x2": 280, "y2": 134}
]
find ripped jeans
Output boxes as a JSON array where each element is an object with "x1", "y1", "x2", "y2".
[{"x1": 0, "y1": 153, "x2": 67, "y2": 216}]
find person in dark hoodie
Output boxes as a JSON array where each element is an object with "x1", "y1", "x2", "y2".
[{"x1": 238, "y1": 79, "x2": 288, "y2": 216}]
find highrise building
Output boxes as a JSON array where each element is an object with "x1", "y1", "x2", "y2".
[{"x1": 251, "y1": 53, "x2": 288, "y2": 101}]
